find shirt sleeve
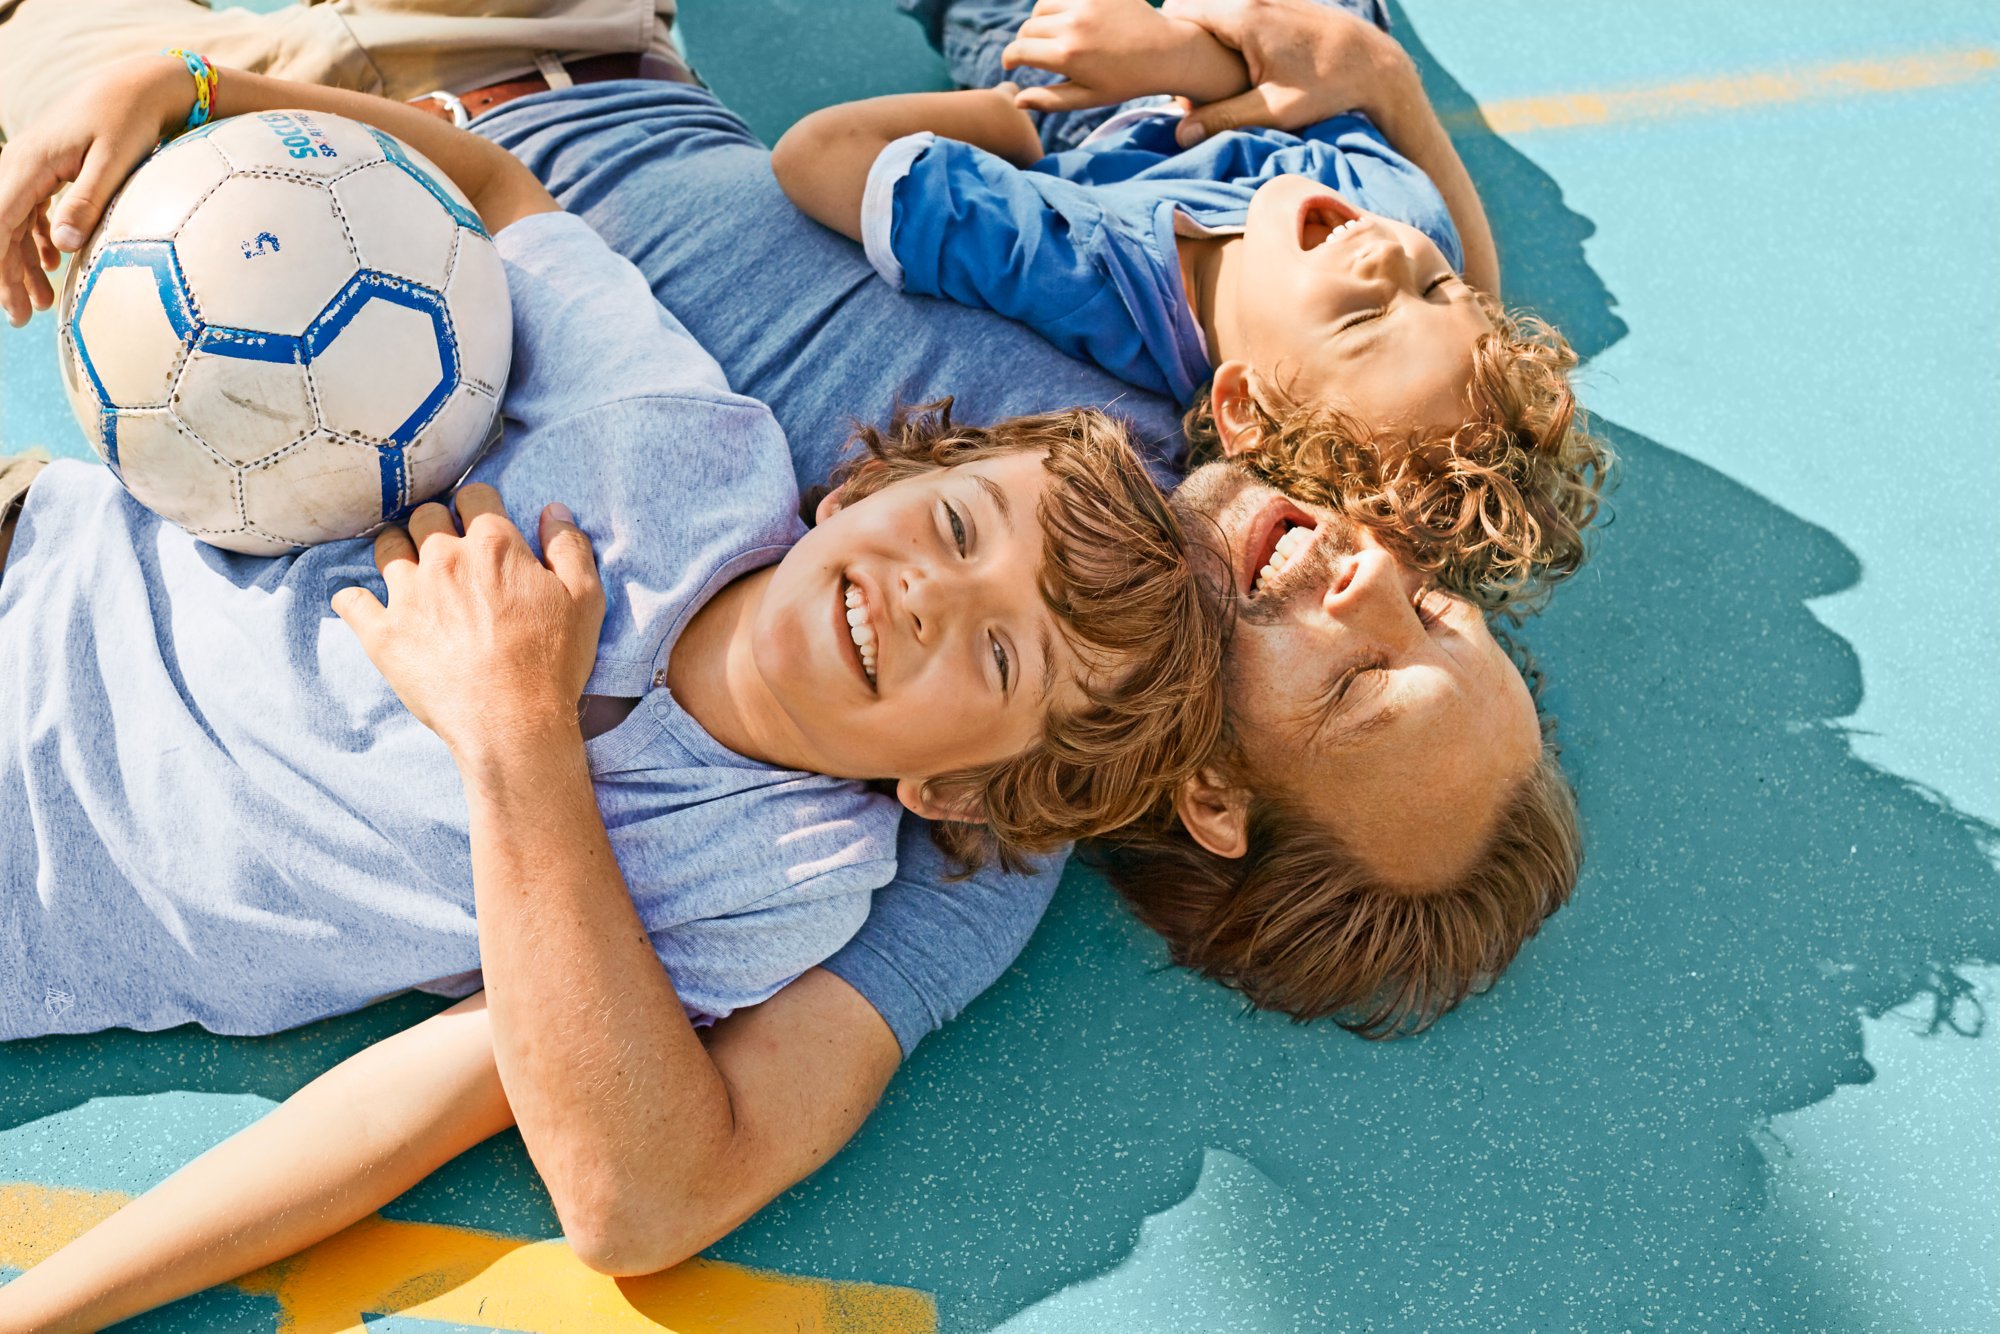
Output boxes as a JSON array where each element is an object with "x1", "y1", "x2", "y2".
[
  {"x1": 652, "y1": 863, "x2": 892, "y2": 1026},
  {"x1": 492, "y1": 210, "x2": 736, "y2": 431},
  {"x1": 861, "y1": 134, "x2": 1181, "y2": 400},
  {"x1": 821, "y1": 819, "x2": 1063, "y2": 1057}
]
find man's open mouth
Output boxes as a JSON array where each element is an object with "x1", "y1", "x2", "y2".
[{"x1": 1240, "y1": 496, "x2": 1321, "y2": 599}]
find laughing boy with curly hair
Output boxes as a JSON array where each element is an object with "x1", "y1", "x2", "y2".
[{"x1": 775, "y1": 0, "x2": 1610, "y2": 611}]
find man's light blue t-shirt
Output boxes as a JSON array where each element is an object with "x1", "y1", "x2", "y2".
[
  {"x1": 861, "y1": 108, "x2": 1464, "y2": 407},
  {"x1": 0, "y1": 211, "x2": 901, "y2": 1041}
]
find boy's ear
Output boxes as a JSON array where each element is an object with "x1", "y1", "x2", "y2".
[
  {"x1": 1174, "y1": 767, "x2": 1250, "y2": 859},
  {"x1": 895, "y1": 776, "x2": 987, "y2": 826},
  {"x1": 1209, "y1": 360, "x2": 1265, "y2": 460},
  {"x1": 813, "y1": 484, "x2": 848, "y2": 525}
]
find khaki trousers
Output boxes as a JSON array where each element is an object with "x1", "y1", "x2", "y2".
[
  {"x1": 0, "y1": 0, "x2": 680, "y2": 139},
  {"x1": 0, "y1": 449, "x2": 50, "y2": 580}
]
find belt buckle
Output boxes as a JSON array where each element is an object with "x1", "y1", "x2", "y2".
[{"x1": 415, "y1": 89, "x2": 471, "y2": 129}]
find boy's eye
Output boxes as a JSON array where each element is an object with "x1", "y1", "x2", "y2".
[
  {"x1": 991, "y1": 634, "x2": 1011, "y2": 692},
  {"x1": 1424, "y1": 274, "x2": 1454, "y2": 296},
  {"x1": 1412, "y1": 585, "x2": 1444, "y2": 629},
  {"x1": 945, "y1": 501, "x2": 968, "y2": 555}
]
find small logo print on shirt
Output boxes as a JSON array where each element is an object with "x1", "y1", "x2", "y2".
[{"x1": 44, "y1": 987, "x2": 73, "y2": 1016}]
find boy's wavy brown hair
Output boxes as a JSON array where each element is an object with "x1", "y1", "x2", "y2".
[
  {"x1": 830, "y1": 400, "x2": 1227, "y2": 875},
  {"x1": 1186, "y1": 297, "x2": 1612, "y2": 613}
]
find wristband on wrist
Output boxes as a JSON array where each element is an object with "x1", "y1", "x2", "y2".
[{"x1": 159, "y1": 48, "x2": 220, "y2": 140}]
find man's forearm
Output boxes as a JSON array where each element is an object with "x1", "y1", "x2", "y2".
[{"x1": 455, "y1": 722, "x2": 735, "y2": 1274}]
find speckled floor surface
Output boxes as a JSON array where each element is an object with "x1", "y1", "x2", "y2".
[{"x1": 2, "y1": 2, "x2": 1996, "y2": 1330}]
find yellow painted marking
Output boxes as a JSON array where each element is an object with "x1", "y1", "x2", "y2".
[
  {"x1": 1446, "y1": 48, "x2": 1999, "y2": 136},
  {"x1": 1, "y1": 1182, "x2": 935, "y2": 1333}
]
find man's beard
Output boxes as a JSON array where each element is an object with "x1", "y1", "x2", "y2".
[
  {"x1": 1169, "y1": 463, "x2": 1358, "y2": 627},
  {"x1": 1238, "y1": 519, "x2": 1356, "y2": 626}
]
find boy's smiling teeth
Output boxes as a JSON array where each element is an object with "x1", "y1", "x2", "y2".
[
  {"x1": 843, "y1": 581, "x2": 878, "y2": 685},
  {"x1": 1253, "y1": 523, "x2": 1315, "y2": 597},
  {"x1": 1303, "y1": 209, "x2": 1362, "y2": 249}
]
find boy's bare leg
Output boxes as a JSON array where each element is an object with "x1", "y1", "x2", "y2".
[{"x1": 0, "y1": 0, "x2": 680, "y2": 142}]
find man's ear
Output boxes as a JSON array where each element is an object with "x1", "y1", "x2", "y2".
[
  {"x1": 813, "y1": 483, "x2": 848, "y2": 525},
  {"x1": 1174, "y1": 767, "x2": 1250, "y2": 859},
  {"x1": 895, "y1": 776, "x2": 987, "y2": 826},
  {"x1": 1209, "y1": 360, "x2": 1265, "y2": 460}
]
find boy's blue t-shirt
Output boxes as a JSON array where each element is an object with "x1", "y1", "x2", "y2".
[
  {"x1": 0, "y1": 211, "x2": 901, "y2": 1041},
  {"x1": 861, "y1": 107, "x2": 1464, "y2": 407}
]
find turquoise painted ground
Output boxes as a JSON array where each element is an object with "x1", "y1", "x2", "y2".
[{"x1": 2, "y1": 1, "x2": 1997, "y2": 1328}]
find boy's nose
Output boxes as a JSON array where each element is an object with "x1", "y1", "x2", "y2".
[
  {"x1": 1350, "y1": 238, "x2": 1411, "y2": 286},
  {"x1": 904, "y1": 557, "x2": 1012, "y2": 645},
  {"x1": 898, "y1": 567, "x2": 934, "y2": 642}
]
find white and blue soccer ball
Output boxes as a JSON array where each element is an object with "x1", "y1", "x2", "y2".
[{"x1": 55, "y1": 109, "x2": 511, "y2": 555}]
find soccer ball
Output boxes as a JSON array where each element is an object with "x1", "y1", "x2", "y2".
[{"x1": 55, "y1": 109, "x2": 511, "y2": 555}]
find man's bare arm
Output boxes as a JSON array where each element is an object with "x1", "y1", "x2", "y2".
[
  {"x1": 0, "y1": 996, "x2": 511, "y2": 1334},
  {"x1": 451, "y1": 719, "x2": 902, "y2": 1272},
  {"x1": 0, "y1": 976, "x2": 900, "y2": 1328},
  {"x1": 332, "y1": 488, "x2": 907, "y2": 1274},
  {"x1": 0, "y1": 974, "x2": 899, "y2": 1332}
]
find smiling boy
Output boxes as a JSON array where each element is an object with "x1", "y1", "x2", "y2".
[{"x1": 0, "y1": 55, "x2": 1223, "y2": 1041}]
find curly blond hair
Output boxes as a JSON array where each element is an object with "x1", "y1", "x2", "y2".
[
  {"x1": 831, "y1": 401, "x2": 1227, "y2": 875},
  {"x1": 1186, "y1": 298, "x2": 1612, "y2": 613}
]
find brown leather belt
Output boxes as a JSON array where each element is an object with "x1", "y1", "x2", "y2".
[{"x1": 405, "y1": 52, "x2": 699, "y2": 126}]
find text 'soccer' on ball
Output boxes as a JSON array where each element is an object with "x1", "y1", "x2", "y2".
[{"x1": 54, "y1": 109, "x2": 512, "y2": 554}]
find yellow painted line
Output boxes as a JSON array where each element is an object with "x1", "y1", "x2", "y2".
[
  {"x1": 1, "y1": 1182, "x2": 935, "y2": 1333},
  {"x1": 1446, "y1": 47, "x2": 1999, "y2": 136}
]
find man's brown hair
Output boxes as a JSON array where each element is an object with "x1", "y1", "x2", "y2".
[
  {"x1": 1095, "y1": 717, "x2": 1582, "y2": 1038},
  {"x1": 1187, "y1": 298, "x2": 1612, "y2": 614},
  {"x1": 830, "y1": 401, "x2": 1226, "y2": 874}
]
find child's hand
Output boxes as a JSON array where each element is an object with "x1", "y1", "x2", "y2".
[
  {"x1": 0, "y1": 54, "x2": 196, "y2": 326},
  {"x1": 1002, "y1": 0, "x2": 1249, "y2": 114},
  {"x1": 1159, "y1": 0, "x2": 1409, "y2": 146}
]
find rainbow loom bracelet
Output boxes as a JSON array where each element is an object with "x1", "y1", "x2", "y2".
[{"x1": 159, "y1": 48, "x2": 220, "y2": 139}]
